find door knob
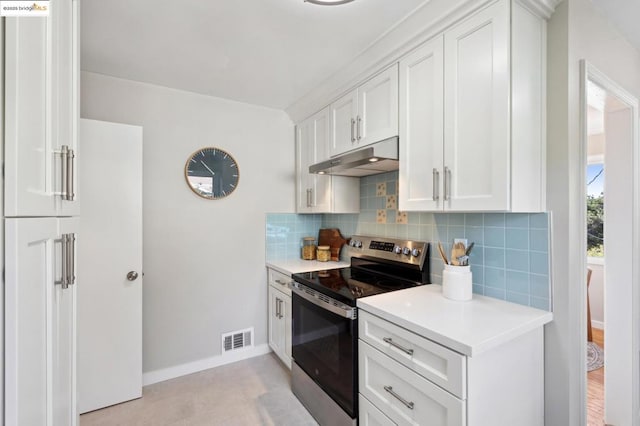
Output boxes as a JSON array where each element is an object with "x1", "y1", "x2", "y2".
[{"x1": 126, "y1": 271, "x2": 139, "y2": 281}]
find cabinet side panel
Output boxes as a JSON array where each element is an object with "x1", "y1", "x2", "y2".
[
  {"x1": 467, "y1": 327, "x2": 544, "y2": 425},
  {"x1": 511, "y1": 3, "x2": 546, "y2": 212}
]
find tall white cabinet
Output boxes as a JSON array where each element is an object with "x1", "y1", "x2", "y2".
[
  {"x1": 3, "y1": 1, "x2": 80, "y2": 425},
  {"x1": 399, "y1": 0, "x2": 546, "y2": 212}
]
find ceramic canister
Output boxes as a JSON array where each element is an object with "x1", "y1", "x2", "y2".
[{"x1": 442, "y1": 264, "x2": 473, "y2": 301}]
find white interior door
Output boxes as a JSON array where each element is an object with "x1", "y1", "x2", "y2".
[{"x1": 78, "y1": 119, "x2": 143, "y2": 413}]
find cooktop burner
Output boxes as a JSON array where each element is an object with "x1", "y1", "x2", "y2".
[{"x1": 292, "y1": 235, "x2": 431, "y2": 306}]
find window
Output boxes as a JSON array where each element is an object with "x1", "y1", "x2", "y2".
[{"x1": 587, "y1": 163, "x2": 604, "y2": 258}]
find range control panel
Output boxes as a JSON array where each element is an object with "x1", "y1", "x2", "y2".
[{"x1": 348, "y1": 235, "x2": 429, "y2": 269}]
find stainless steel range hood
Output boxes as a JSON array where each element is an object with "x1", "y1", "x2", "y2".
[{"x1": 309, "y1": 137, "x2": 398, "y2": 177}]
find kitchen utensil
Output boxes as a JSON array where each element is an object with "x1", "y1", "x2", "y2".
[
  {"x1": 437, "y1": 242, "x2": 449, "y2": 264},
  {"x1": 451, "y1": 242, "x2": 466, "y2": 266},
  {"x1": 318, "y1": 228, "x2": 349, "y2": 261},
  {"x1": 465, "y1": 242, "x2": 475, "y2": 256},
  {"x1": 457, "y1": 255, "x2": 469, "y2": 266}
]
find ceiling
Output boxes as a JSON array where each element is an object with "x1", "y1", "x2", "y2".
[
  {"x1": 591, "y1": 0, "x2": 640, "y2": 53},
  {"x1": 81, "y1": 0, "x2": 428, "y2": 110}
]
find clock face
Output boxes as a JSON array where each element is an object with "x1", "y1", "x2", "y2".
[{"x1": 185, "y1": 147, "x2": 239, "y2": 199}]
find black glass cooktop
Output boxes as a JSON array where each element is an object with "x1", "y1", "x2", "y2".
[{"x1": 292, "y1": 258, "x2": 430, "y2": 306}]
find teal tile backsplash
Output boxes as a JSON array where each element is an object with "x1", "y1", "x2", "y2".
[{"x1": 266, "y1": 171, "x2": 551, "y2": 311}]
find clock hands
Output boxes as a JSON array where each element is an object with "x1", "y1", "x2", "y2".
[{"x1": 200, "y1": 160, "x2": 216, "y2": 176}]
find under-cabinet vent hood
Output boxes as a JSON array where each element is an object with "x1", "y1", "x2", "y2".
[{"x1": 309, "y1": 137, "x2": 398, "y2": 177}]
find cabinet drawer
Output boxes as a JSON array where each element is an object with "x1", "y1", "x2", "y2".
[
  {"x1": 359, "y1": 310, "x2": 466, "y2": 398},
  {"x1": 360, "y1": 394, "x2": 396, "y2": 426},
  {"x1": 359, "y1": 341, "x2": 465, "y2": 426},
  {"x1": 268, "y1": 268, "x2": 293, "y2": 296}
]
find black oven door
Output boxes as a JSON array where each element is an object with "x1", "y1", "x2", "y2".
[{"x1": 291, "y1": 290, "x2": 358, "y2": 419}]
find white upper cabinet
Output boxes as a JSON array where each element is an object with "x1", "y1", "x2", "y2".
[
  {"x1": 4, "y1": 0, "x2": 80, "y2": 217},
  {"x1": 296, "y1": 108, "x2": 359, "y2": 213},
  {"x1": 330, "y1": 65, "x2": 399, "y2": 157},
  {"x1": 399, "y1": 0, "x2": 546, "y2": 212},
  {"x1": 443, "y1": 0, "x2": 509, "y2": 211},
  {"x1": 399, "y1": 35, "x2": 444, "y2": 211}
]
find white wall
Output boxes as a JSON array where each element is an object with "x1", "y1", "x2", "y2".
[
  {"x1": 587, "y1": 260, "x2": 604, "y2": 327},
  {"x1": 546, "y1": 0, "x2": 640, "y2": 424},
  {"x1": 81, "y1": 72, "x2": 295, "y2": 374}
]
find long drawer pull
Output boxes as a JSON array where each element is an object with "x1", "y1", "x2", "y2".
[
  {"x1": 275, "y1": 279, "x2": 290, "y2": 287},
  {"x1": 383, "y1": 337, "x2": 414, "y2": 356},
  {"x1": 384, "y1": 386, "x2": 414, "y2": 410}
]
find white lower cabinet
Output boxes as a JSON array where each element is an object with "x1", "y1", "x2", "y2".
[
  {"x1": 358, "y1": 310, "x2": 544, "y2": 426},
  {"x1": 267, "y1": 268, "x2": 292, "y2": 369},
  {"x1": 5, "y1": 217, "x2": 78, "y2": 426}
]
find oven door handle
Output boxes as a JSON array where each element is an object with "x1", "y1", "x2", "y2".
[{"x1": 291, "y1": 282, "x2": 357, "y2": 320}]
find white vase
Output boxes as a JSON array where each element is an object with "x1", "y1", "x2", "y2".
[{"x1": 442, "y1": 264, "x2": 473, "y2": 301}]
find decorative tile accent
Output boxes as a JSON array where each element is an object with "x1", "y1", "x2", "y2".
[
  {"x1": 386, "y1": 195, "x2": 397, "y2": 209},
  {"x1": 396, "y1": 211, "x2": 408, "y2": 224},
  {"x1": 376, "y1": 209, "x2": 387, "y2": 223},
  {"x1": 376, "y1": 182, "x2": 386, "y2": 196}
]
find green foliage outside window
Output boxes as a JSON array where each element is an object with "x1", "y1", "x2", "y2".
[{"x1": 587, "y1": 193, "x2": 604, "y2": 257}]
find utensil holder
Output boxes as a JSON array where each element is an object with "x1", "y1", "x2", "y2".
[{"x1": 442, "y1": 264, "x2": 472, "y2": 301}]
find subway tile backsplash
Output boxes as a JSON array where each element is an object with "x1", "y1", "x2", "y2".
[{"x1": 266, "y1": 171, "x2": 551, "y2": 311}]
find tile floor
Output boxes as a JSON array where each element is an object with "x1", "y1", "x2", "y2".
[{"x1": 80, "y1": 354, "x2": 318, "y2": 426}]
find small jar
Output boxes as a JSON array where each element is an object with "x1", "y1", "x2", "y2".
[
  {"x1": 317, "y1": 245, "x2": 331, "y2": 262},
  {"x1": 301, "y1": 237, "x2": 317, "y2": 260}
]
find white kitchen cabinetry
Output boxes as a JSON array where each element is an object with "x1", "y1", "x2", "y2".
[
  {"x1": 5, "y1": 217, "x2": 78, "y2": 426},
  {"x1": 296, "y1": 107, "x2": 359, "y2": 213},
  {"x1": 330, "y1": 65, "x2": 399, "y2": 157},
  {"x1": 267, "y1": 268, "x2": 293, "y2": 369},
  {"x1": 358, "y1": 298, "x2": 547, "y2": 426},
  {"x1": 399, "y1": 0, "x2": 545, "y2": 212},
  {"x1": 4, "y1": 0, "x2": 80, "y2": 217}
]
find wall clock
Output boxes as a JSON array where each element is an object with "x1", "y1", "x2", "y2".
[{"x1": 184, "y1": 147, "x2": 239, "y2": 199}]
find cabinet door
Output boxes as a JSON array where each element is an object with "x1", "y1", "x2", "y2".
[
  {"x1": 5, "y1": 217, "x2": 78, "y2": 426},
  {"x1": 283, "y1": 294, "x2": 292, "y2": 367},
  {"x1": 358, "y1": 65, "x2": 399, "y2": 148},
  {"x1": 359, "y1": 342, "x2": 465, "y2": 426},
  {"x1": 51, "y1": 0, "x2": 80, "y2": 217},
  {"x1": 399, "y1": 36, "x2": 444, "y2": 211},
  {"x1": 330, "y1": 90, "x2": 358, "y2": 156},
  {"x1": 444, "y1": 0, "x2": 509, "y2": 211},
  {"x1": 296, "y1": 109, "x2": 332, "y2": 213},
  {"x1": 4, "y1": 0, "x2": 80, "y2": 217},
  {"x1": 268, "y1": 286, "x2": 284, "y2": 356},
  {"x1": 296, "y1": 120, "x2": 314, "y2": 213}
]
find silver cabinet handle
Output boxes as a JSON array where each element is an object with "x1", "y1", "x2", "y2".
[
  {"x1": 382, "y1": 337, "x2": 414, "y2": 356},
  {"x1": 59, "y1": 234, "x2": 68, "y2": 289},
  {"x1": 309, "y1": 188, "x2": 315, "y2": 207},
  {"x1": 275, "y1": 279, "x2": 290, "y2": 287},
  {"x1": 443, "y1": 166, "x2": 451, "y2": 201},
  {"x1": 60, "y1": 146, "x2": 69, "y2": 200},
  {"x1": 356, "y1": 116, "x2": 362, "y2": 141},
  {"x1": 432, "y1": 168, "x2": 440, "y2": 201},
  {"x1": 278, "y1": 299, "x2": 284, "y2": 319},
  {"x1": 306, "y1": 188, "x2": 311, "y2": 207},
  {"x1": 350, "y1": 118, "x2": 356, "y2": 142},
  {"x1": 67, "y1": 233, "x2": 76, "y2": 285},
  {"x1": 275, "y1": 297, "x2": 280, "y2": 318},
  {"x1": 67, "y1": 148, "x2": 75, "y2": 201},
  {"x1": 384, "y1": 386, "x2": 414, "y2": 410},
  {"x1": 127, "y1": 271, "x2": 139, "y2": 281}
]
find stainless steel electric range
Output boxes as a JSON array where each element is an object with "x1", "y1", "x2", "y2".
[{"x1": 290, "y1": 235, "x2": 431, "y2": 426}]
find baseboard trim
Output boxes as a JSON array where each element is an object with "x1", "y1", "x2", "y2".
[
  {"x1": 142, "y1": 344, "x2": 272, "y2": 386},
  {"x1": 591, "y1": 320, "x2": 604, "y2": 330}
]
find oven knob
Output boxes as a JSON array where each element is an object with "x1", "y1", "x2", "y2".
[
  {"x1": 352, "y1": 240, "x2": 362, "y2": 248},
  {"x1": 393, "y1": 245, "x2": 402, "y2": 254},
  {"x1": 411, "y1": 248, "x2": 421, "y2": 257},
  {"x1": 402, "y1": 247, "x2": 410, "y2": 256},
  {"x1": 349, "y1": 240, "x2": 356, "y2": 247}
]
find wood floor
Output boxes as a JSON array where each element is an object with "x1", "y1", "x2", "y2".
[{"x1": 587, "y1": 327, "x2": 605, "y2": 426}]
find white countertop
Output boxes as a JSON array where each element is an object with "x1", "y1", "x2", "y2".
[
  {"x1": 357, "y1": 284, "x2": 553, "y2": 357},
  {"x1": 266, "y1": 259, "x2": 350, "y2": 276}
]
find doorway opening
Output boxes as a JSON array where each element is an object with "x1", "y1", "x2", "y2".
[{"x1": 581, "y1": 61, "x2": 640, "y2": 426}]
